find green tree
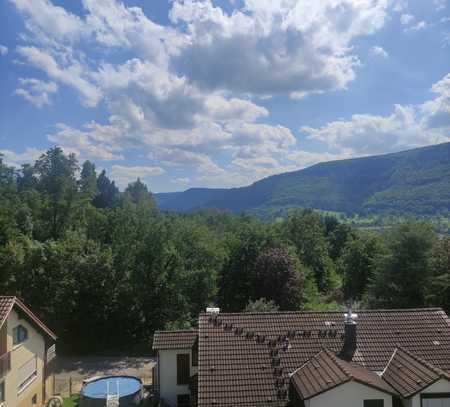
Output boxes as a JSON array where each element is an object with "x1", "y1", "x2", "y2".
[
  {"x1": 368, "y1": 221, "x2": 436, "y2": 308},
  {"x1": 93, "y1": 170, "x2": 120, "y2": 208},
  {"x1": 79, "y1": 161, "x2": 97, "y2": 199},
  {"x1": 34, "y1": 147, "x2": 79, "y2": 239},
  {"x1": 244, "y1": 298, "x2": 279, "y2": 312},
  {"x1": 426, "y1": 237, "x2": 450, "y2": 312}
]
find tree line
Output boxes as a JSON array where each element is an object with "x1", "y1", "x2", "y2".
[{"x1": 0, "y1": 147, "x2": 448, "y2": 354}]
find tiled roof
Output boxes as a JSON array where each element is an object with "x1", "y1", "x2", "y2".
[
  {"x1": 197, "y1": 309, "x2": 450, "y2": 407},
  {"x1": 291, "y1": 349, "x2": 397, "y2": 400},
  {"x1": 152, "y1": 330, "x2": 197, "y2": 350},
  {"x1": 0, "y1": 296, "x2": 57, "y2": 340},
  {"x1": 382, "y1": 347, "x2": 450, "y2": 397}
]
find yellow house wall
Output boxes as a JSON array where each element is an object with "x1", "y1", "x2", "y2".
[{"x1": 3, "y1": 309, "x2": 46, "y2": 407}]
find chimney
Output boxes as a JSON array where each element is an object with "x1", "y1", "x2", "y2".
[{"x1": 339, "y1": 302, "x2": 357, "y2": 361}]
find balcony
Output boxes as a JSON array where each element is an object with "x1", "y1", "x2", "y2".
[{"x1": 0, "y1": 351, "x2": 11, "y2": 379}]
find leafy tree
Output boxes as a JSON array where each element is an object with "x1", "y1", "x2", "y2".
[
  {"x1": 124, "y1": 178, "x2": 155, "y2": 209},
  {"x1": 285, "y1": 209, "x2": 340, "y2": 292},
  {"x1": 33, "y1": 147, "x2": 79, "y2": 238},
  {"x1": 79, "y1": 161, "x2": 97, "y2": 199},
  {"x1": 368, "y1": 221, "x2": 436, "y2": 308},
  {"x1": 93, "y1": 170, "x2": 120, "y2": 208},
  {"x1": 244, "y1": 298, "x2": 279, "y2": 312},
  {"x1": 426, "y1": 237, "x2": 450, "y2": 312},
  {"x1": 340, "y1": 232, "x2": 386, "y2": 300},
  {"x1": 253, "y1": 247, "x2": 306, "y2": 310}
]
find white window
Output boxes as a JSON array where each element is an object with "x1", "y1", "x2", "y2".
[
  {"x1": 13, "y1": 325, "x2": 28, "y2": 346},
  {"x1": 17, "y1": 356, "x2": 37, "y2": 393}
]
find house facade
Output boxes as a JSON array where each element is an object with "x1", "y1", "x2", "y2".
[
  {"x1": 152, "y1": 330, "x2": 198, "y2": 407},
  {"x1": 152, "y1": 307, "x2": 450, "y2": 407},
  {"x1": 0, "y1": 296, "x2": 57, "y2": 407}
]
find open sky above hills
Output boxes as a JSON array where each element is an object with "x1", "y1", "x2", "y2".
[{"x1": 0, "y1": 0, "x2": 449, "y2": 191}]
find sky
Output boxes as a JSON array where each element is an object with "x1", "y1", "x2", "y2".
[{"x1": 0, "y1": 0, "x2": 449, "y2": 192}]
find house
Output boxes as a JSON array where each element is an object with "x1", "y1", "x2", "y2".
[
  {"x1": 152, "y1": 307, "x2": 450, "y2": 407},
  {"x1": 0, "y1": 296, "x2": 57, "y2": 407},
  {"x1": 152, "y1": 330, "x2": 198, "y2": 407}
]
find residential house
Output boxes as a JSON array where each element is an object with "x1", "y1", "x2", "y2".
[
  {"x1": 152, "y1": 307, "x2": 450, "y2": 407},
  {"x1": 0, "y1": 296, "x2": 57, "y2": 407}
]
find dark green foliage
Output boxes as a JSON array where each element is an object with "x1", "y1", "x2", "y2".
[
  {"x1": 155, "y1": 142, "x2": 450, "y2": 217},
  {"x1": 367, "y1": 221, "x2": 436, "y2": 308},
  {"x1": 0, "y1": 146, "x2": 448, "y2": 356}
]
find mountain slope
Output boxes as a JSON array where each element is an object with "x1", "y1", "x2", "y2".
[{"x1": 155, "y1": 142, "x2": 450, "y2": 216}]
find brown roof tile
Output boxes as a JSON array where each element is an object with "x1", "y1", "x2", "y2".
[
  {"x1": 382, "y1": 347, "x2": 450, "y2": 397},
  {"x1": 197, "y1": 309, "x2": 450, "y2": 407},
  {"x1": 0, "y1": 296, "x2": 57, "y2": 340},
  {"x1": 291, "y1": 349, "x2": 397, "y2": 400},
  {"x1": 153, "y1": 330, "x2": 197, "y2": 350}
]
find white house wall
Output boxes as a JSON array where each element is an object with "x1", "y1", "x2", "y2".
[
  {"x1": 158, "y1": 348, "x2": 196, "y2": 407},
  {"x1": 409, "y1": 378, "x2": 450, "y2": 407},
  {"x1": 307, "y1": 380, "x2": 393, "y2": 407}
]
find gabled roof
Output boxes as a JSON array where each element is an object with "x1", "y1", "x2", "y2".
[
  {"x1": 152, "y1": 330, "x2": 197, "y2": 350},
  {"x1": 197, "y1": 309, "x2": 450, "y2": 407},
  {"x1": 291, "y1": 349, "x2": 397, "y2": 400},
  {"x1": 382, "y1": 346, "x2": 450, "y2": 398},
  {"x1": 0, "y1": 296, "x2": 57, "y2": 340}
]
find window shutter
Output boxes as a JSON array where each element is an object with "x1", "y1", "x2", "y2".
[
  {"x1": 177, "y1": 354, "x2": 190, "y2": 385},
  {"x1": 18, "y1": 357, "x2": 37, "y2": 390}
]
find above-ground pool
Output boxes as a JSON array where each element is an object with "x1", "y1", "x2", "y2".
[{"x1": 80, "y1": 376, "x2": 142, "y2": 407}]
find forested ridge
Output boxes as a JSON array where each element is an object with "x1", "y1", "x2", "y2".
[
  {"x1": 0, "y1": 147, "x2": 449, "y2": 355},
  {"x1": 156, "y1": 142, "x2": 450, "y2": 217}
]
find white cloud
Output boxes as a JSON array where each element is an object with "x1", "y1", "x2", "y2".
[
  {"x1": 0, "y1": 45, "x2": 8, "y2": 55},
  {"x1": 0, "y1": 147, "x2": 44, "y2": 167},
  {"x1": 301, "y1": 73, "x2": 450, "y2": 155},
  {"x1": 370, "y1": 46, "x2": 389, "y2": 59},
  {"x1": 434, "y1": 0, "x2": 447, "y2": 11},
  {"x1": 400, "y1": 13, "x2": 415, "y2": 25},
  {"x1": 14, "y1": 78, "x2": 58, "y2": 107},
  {"x1": 404, "y1": 20, "x2": 428, "y2": 32},
  {"x1": 110, "y1": 165, "x2": 165, "y2": 188}
]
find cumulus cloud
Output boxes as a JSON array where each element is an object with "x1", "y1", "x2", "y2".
[
  {"x1": 14, "y1": 78, "x2": 58, "y2": 107},
  {"x1": 370, "y1": 46, "x2": 389, "y2": 59},
  {"x1": 301, "y1": 73, "x2": 450, "y2": 155},
  {"x1": 400, "y1": 13, "x2": 415, "y2": 25},
  {"x1": 0, "y1": 45, "x2": 8, "y2": 55},
  {"x1": 110, "y1": 165, "x2": 165, "y2": 188},
  {"x1": 0, "y1": 147, "x2": 44, "y2": 167}
]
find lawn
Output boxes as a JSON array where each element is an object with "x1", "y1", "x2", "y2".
[{"x1": 63, "y1": 395, "x2": 79, "y2": 407}]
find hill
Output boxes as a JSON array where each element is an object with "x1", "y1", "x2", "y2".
[{"x1": 155, "y1": 142, "x2": 450, "y2": 216}]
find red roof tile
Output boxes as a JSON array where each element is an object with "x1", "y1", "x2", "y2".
[
  {"x1": 0, "y1": 296, "x2": 57, "y2": 340},
  {"x1": 382, "y1": 347, "x2": 450, "y2": 397},
  {"x1": 153, "y1": 330, "x2": 197, "y2": 350},
  {"x1": 291, "y1": 349, "x2": 397, "y2": 400},
  {"x1": 197, "y1": 309, "x2": 450, "y2": 407}
]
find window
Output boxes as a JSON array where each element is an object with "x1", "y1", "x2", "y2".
[
  {"x1": 177, "y1": 354, "x2": 190, "y2": 385},
  {"x1": 364, "y1": 401, "x2": 384, "y2": 407},
  {"x1": 13, "y1": 325, "x2": 28, "y2": 346},
  {"x1": 177, "y1": 394, "x2": 190, "y2": 407},
  {"x1": 421, "y1": 394, "x2": 450, "y2": 407},
  {"x1": 17, "y1": 357, "x2": 37, "y2": 393},
  {"x1": 0, "y1": 381, "x2": 5, "y2": 403}
]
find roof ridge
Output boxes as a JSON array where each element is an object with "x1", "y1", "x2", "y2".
[
  {"x1": 154, "y1": 329, "x2": 197, "y2": 333},
  {"x1": 199, "y1": 308, "x2": 444, "y2": 316}
]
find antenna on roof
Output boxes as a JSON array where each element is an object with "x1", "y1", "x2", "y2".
[{"x1": 206, "y1": 307, "x2": 220, "y2": 313}]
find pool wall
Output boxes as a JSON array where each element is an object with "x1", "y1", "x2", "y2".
[{"x1": 80, "y1": 376, "x2": 143, "y2": 407}]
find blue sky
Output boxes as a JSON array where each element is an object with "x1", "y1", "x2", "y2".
[{"x1": 0, "y1": 0, "x2": 449, "y2": 192}]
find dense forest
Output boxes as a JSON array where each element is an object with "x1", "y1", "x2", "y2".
[
  {"x1": 0, "y1": 147, "x2": 449, "y2": 355},
  {"x1": 156, "y1": 142, "x2": 450, "y2": 218}
]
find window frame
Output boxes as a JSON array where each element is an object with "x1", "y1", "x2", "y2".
[
  {"x1": 420, "y1": 393, "x2": 450, "y2": 407},
  {"x1": 176, "y1": 353, "x2": 190, "y2": 385},
  {"x1": 12, "y1": 325, "x2": 28, "y2": 346}
]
